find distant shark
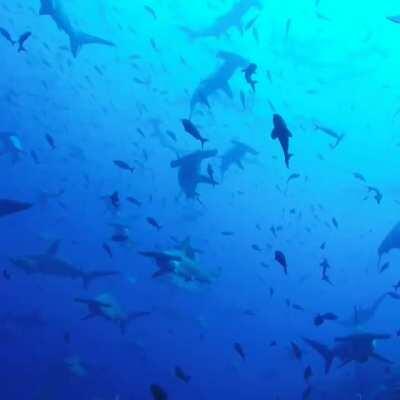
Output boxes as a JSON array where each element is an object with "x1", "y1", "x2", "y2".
[
  {"x1": 181, "y1": 0, "x2": 263, "y2": 39},
  {"x1": 0, "y1": 198, "x2": 32, "y2": 218},
  {"x1": 338, "y1": 294, "x2": 387, "y2": 328},
  {"x1": 189, "y1": 51, "x2": 248, "y2": 117},
  {"x1": 303, "y1": 333, "x2": 392, "y2": 374},
  {"x1": 75, "y1": 293, "x2": 151, "y2": 334},
  {"x1": 39, "y1": 0, "x2": 115, "y2": 57},
  {"x1": 220, "y1": 140, "x2": 259, "y2": 177},
  {"x1": 0, "y1": 132, "x2": 24, "y2": 163},
  {"x1": 10, "y1": 240, "x2": 119, "y2": 289},
  {"x1": 170, "y1": 149, "x2": 218, "y2": 200},
  {"x1": 378, "y1": 221, "x2": 400, "y2": 265}
]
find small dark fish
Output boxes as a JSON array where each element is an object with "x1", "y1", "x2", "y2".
[
  {"x1": 112, "y1": 233, "x2": 129, "y2": 243},
  {"x1": 287, "y1": 173, "x2": 300, "y2": 184},
  {"x1": 387, "y1": 16, "x2": 400, "y2": 24},
  {"x1": 150, "y1": 38, "x2": 159, "y2": 52},
  {"x1": 332, "y1": 217, "x2": 338, "y2": 229},
  {"x1": 314, "y1": 312, "x2": 338, "y2": 326},
  {"x1": 366, "y1": 186, "x2": 383, "y2": 204},
  {"x1": 221, "y1": 231, "x2": 235, "y2": 236},
  {"x1": 292, "y1": 304, "x2": 305, "y2": 311},
  {"x1": 252, "y1": 244, "x2": 262, "y2": 252},
  {"x1": 0, "y1": 27, "x2": 15, "y2": 45},
  {"x1": 304, "y1": 365, "x2": 312, "y2": 382},
  {"x1": 275, "y1": 250, "x2": 288, "y2": 275},
  {"x1": 181, "y1": 119, "x2": 208, "y2": 148},
  {"x1": 243, "y1": 63, "x2": 258, "y2": 92},
  {"x1": 271, "y1": 114, "x2": 293, "y2": 168},
  {"x1": 109, "y1": 191, "x2": 120, "y2": 209},
  {"x1": 269, "y1": 287, "x2": 274, "y2": 297},
  {"x1": 387, "y1": 291, "x2": 400, "y2": 300},
  {"x1": 285, "y1": 18, "x2": 292, "y2": 39},
  {"x1": 269, "y1": 340, "x2": 277, "y2": 347},
  {"x1": 102, "y1": 243, "x2": 113, "y2": 259},
  {"x1": 113, "y1": 160, "x2": 134, "y2": 173},
  {"x1": 18, "y1": 31, "x2": 31, "y2": 52},
  {"x1": 30, "y1": 150, "x2": 40, "y2": 164},
  {"x1": 379, "y1": 261, "x2": 390, "y2": 274},
  {"x1": 45, "y1": 134, "x2": 56, "y2": 150},
  {"x1": 393, "y1": 281, "x2": 400, "y2": 291},
  {"x1": 144, "y1": 5, "x2": 157, "y2": 19},
  {"x1": 353, "y1": 172, "x2": 366, "y2": 182},
  {"x1": 291, "y1": 342, "x2": 302, "y2": 360},
  {"x1": 137, "y1": 128, "x2": 146, "y2": 138},
  {"x1": 174, "y1": 366, "x2": 191, "y2": 383},
  {"x1": 239, "y1": 90, "x2": 246, "y2": 110},
  {"x1": 234, "y1": 342, "x2": 246, "y2": 360},
  {"x1": 127, "y1": 196, "x2": 142, "y2": 207},
  {"x1": 245, "y1": 14, "x2": 260, "y2": 31},
  {"x1": 150, "y1": 384, "x2": 168, "y2": 400},
  {"x1": 3, "y1": 269, "x2": 11, "y2": 280},
  {"x1": 320, "y1": 242, "x2": 326, "y2": 250},
  {"x1": 147, "y1": 217, "x2": 162, "y2": 231},
  {"x1": 166, "y1": 130, "x2": 177, "y2": 142}
]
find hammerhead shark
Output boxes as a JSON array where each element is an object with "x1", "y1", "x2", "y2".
[
  {"x1": 75, "y1": 293, "x2": 151, "y2": 334},
  {"x1": 378, "y1": 221, "x2": 400, "y2": 266},
  {"x1": 0, "y1": 198, "x2": 32, "y2": 218},
  {"x1": 39, "y1": 0, "x2": 115, "y2": 57},
  {"x1": 338, "y1": 293, "x2": 387, "y2": 328},
  {"x1": 189, "y1": 51, "x2": 248, "y2": 117},
  {"x1": 181, "y1": 0, "x2": 263, "y2": 40},
  {"x1": 10, "y1": 240, "x2": 119, "y2": 289},
  {"x1": 220, "y1": 140, "x2": 259, "y2": 177},
  {"x1": 303, "y1": 333, "x2": 392, "y2": 374},
  {"x1": 170, "y1": 150, "x2": 218, "y2": 200}
]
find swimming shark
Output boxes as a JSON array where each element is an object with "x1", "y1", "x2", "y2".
[
  {"x1": 0, "y1": 132, "x2": 24, "y2": 163},
  {"x1": 378, "y1": 221, "x2": 400, "y2": 265},
  {"x1": 10, "y1": 240, "x2": 119, "y2": 289},
  {"x1": 181, "y1": 0, "x2": 263, "y2": 40},
  {"x1": 75, "y1": 293, "x2": 151, "y2": 334},
  {"x1": 0, "y1": 198, "x2": 32, "y2": 218},
  {"x1": 220, "y1": 140, "x2": 259, "y2": 177},
  {"x1": 39, "y1": 0, "x2": 115, "y2": 57},
  {"x1": 139, "y1": 245, "x2": 219, "y2": 290},
  {"x1": 189, "y1": 51, "x2": 248, "y2": 117},
  {"x1": 338, "y1": 294, "x2": 387, "y2": 328},
  {"x1": 170, "y1": 149, "x2": 218, "y2": 200},
  {"x1": 303, "y1": 333, "x2": 392, "y2": 374}
]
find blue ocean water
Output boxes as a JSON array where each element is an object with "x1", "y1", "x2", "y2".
[{"x1": 2, "y1": 0, "x2": 400, "y2": 399}]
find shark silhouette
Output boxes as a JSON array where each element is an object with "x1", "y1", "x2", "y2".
[
  {"x1": 303, "y1": 333, "x2": 392, "y2": 374},
  {"x1": 170, "y1": 150, "x2": 218, "y2": 199},
  {"x1": 10, "y1": 240, "x2": 119, "y2": 289},
  {"x1": 378, "y1": 221, "x2": 400, "y2": 267},
  {"x1": 220, "y1": 140, "x2": 259, "y2": 177},
  {"x1": 39, "y1": 0, "x2": 115, "y2": 57},
  {"x1": 181, "y1": 0, "x2": 263, "y2": 40},
  {"x1": 189, "y1": 51, "x2": 248, "y2": 117},
  {"x1": 0, "y1": 198, "x2": 32, "y2": 218}
]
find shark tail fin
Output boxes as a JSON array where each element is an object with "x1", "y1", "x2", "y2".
[
  {"x1": 82, "y1": 270, "x2": 119, "y2": 290},
  {"x1": 70, "y1": 31, "x2": 115, "y2": 58},
  {"x1": 303, "y1": 337, "x2": 334, "y2": 374},
  {"x1": 285, "y1": 154, "x2": 293, "y2": 168},
  {"x1": 120, "y1": 311, "x2": 151, "y2": 335},
  {"x1": 200, "y1": 138, "x2": 209, "y2": 149}
]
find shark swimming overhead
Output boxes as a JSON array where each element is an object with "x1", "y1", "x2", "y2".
[
  {"x1": 181, "y1": 0, "x2": 263, "y2": 40},
  {"x1": 39, "y1": 0, "x2": 115, "y2": 57},
  {"x1": 10, "y1": 240, "x2": 119, "y2": 289},
  {"x1": 378, "y1": 221, "x2": 400, "y2": 264},
  {"x1": 0, "y1": 198, "x2": 32, "y2": 218},
  {"x1": 189, "y1": 51, "x2": 248, "y2": 117},
  {"x1": 170, "y1": 150, "x2": 218, "y2": 200},
  {"x1": 220, "y1": 140, "x2": 259, "y2": 177}
]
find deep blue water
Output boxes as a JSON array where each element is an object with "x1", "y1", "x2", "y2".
[{"x1": 1, "y1": 1, "x2": 400, "y2": 399}]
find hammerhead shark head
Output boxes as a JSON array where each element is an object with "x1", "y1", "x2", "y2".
[
  {"x1": 10, "y1": 240, "x2": 119, "y2": 289},
  {"x1": 378, "y1": 221, "x2": 400, "y2": 266},
  {"x1": 220, "y1": 140, "x2": 259, "y2": 177},
  {"x1": 189, "y1": 51, "x2": 248, "y2": 117},
  {"x1": 303, "y1": 333, "x2": 392, "y2": 374},
  {"x1": 338, "y1": 294, "x2": 387, "y2": 328},
  {"x1": 170, "y1": 150, "x2": 218, "y2": 199},
  {"x1": 181, "y1": 0, "x2": 263, "y2": 40},
  {"x1": 75, "y1": 293, "x2": 150, "y2": 334},
  {"x1": 0, "y1": 198, "x2": 32, "y2": 218},
  {"x1": 39, "y1": 0, "x2": 115, "y2": 57}
]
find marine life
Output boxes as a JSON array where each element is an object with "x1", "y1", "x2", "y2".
[
  {"x1": 0, "y1": 27, "x2": 15, "y2": 46},
  {"x1": 0, "y1": 199, "x2": 32, "y2": 218},
  {"x1": 181, "y1": 119, "x2": 209, "y2": 148},
  {"x1": 242, "y1": 63, "x2": 258, "y2": 91},
  {"x1": 220, "y1": 140, "x2": 258, "y2": 177},
  {"x1": 113, "y1": 160, "x2": 135, "y2": 173},
  {"x1": 271, "y1": 114, "x2": 293, "y2": 168},
  {"x1": 274, "y1": 250, "x2": 288, "y2": 275},
  {"x1": 17, "y1": 31, "x2": 32, "y2": 52}
]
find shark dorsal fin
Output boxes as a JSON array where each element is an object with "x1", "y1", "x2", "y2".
[{"x1": 46, "y1": 240, "x2": 61, "y2": 256}]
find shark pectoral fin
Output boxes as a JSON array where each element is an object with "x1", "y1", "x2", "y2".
[
  {"x1": 222, "y1": 83, "x2": 233, "y2": 98},
  {"x1": 46, "y1": 239, "x2": 61, "y2": 256},
  {"x1": 371, "y1": 352, "x2": 393, "y2": 364},
  {"x1": 236, "y1": 160, "x2": 244, "y2": 170},
  {"x1": 70, "y1": 31, "x2": 115, "y2": 58},
  {"x1": 271, "y1": 129, "x2": 278, "y2": 139}
]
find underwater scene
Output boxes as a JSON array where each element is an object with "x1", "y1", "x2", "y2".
[{"x1": 3, "y1": 0, "x2": 400, "y2": 399}]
